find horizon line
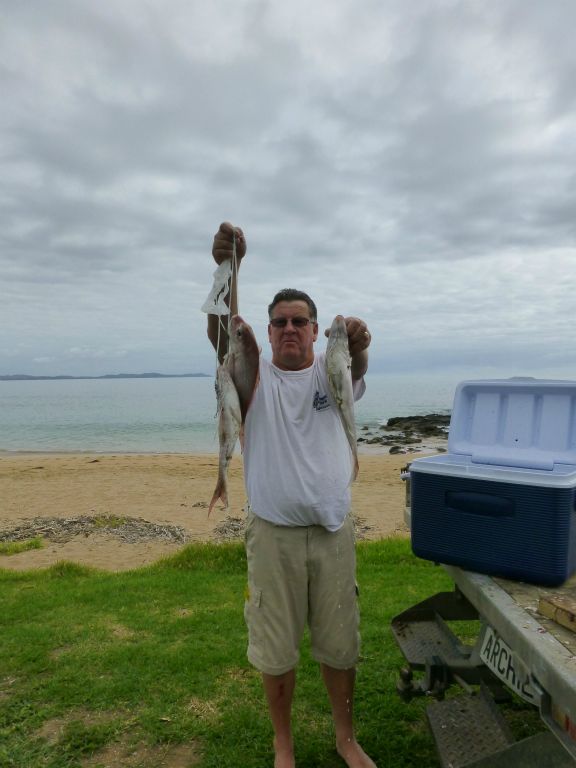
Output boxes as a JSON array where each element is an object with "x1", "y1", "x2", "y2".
[{"x1": 0, "y1": 372, "x2": 212, "y2": 381}]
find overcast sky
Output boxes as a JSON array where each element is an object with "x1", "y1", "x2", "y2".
[{"x1": 2, "y1": 0, "x2": 575, "y2": 381}]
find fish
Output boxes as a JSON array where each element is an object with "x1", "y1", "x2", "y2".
[
  {"x1": 208, "y1": 365, "x2": 242, "y2": 515},
  {"x1": 226, "y1": 315, "x2": 260, "y2": 421},
  {"x1": 208, "y1": 314, "x2": 259, "y2": 515},
  {"x1": 326, "y1": 314, "x2": 359, "y2": 482}
]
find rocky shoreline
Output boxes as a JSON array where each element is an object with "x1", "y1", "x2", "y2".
[{"x1": 358, "y1": 412, "x2": 450, "y2": 454}]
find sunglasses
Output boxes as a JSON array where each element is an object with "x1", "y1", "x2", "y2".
[{"x1": 269, "y1": 316, "x2": 315, "y2": 329}]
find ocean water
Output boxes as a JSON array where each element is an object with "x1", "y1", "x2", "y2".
[{"x1": 0, "y1": 373, "x2": 457, "y2": 454}]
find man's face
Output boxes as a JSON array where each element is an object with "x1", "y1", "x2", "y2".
[{"x1": 268, "y1": 300, "x2": 319, "y2": 371}]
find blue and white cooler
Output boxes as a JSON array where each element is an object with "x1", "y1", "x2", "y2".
[{"x1": 409, "y1": 378, "x2": 576, "y2": 586}]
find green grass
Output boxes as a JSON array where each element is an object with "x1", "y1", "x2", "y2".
[
  {"x1": 0, "y1": 539, "x2": 542, "y2": 767},
  {"x1": 91, "y1": 515, "x2": 128, "y2": 529},
  {"x1": 0, "y1": 538, "x2": 43, "y2": 556}
]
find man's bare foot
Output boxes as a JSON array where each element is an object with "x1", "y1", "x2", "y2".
[
  {"x1": 274, "y1": 739, "x2": 295, "y2": 768},
  {"x1": 337, "y1": 737, "x2": 377, "y2": 768}
]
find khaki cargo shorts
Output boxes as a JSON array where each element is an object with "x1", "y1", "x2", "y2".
[{"x1": 244, "y1": 512, "x2": 360, "y2": 676}]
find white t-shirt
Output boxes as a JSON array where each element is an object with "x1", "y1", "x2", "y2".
[{"x1": 243, "y1": 353, "x2": 366, "y2": 531}]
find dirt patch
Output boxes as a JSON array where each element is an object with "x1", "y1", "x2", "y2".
[
  {"x1": 49, "y1": 645, "x2": 73, "y2": 661},
  {"x1": 82, "y1": 737, "x2": 200, "y2": 768},
  {"x1": 175, "y1": 608, "x2": 195, "y2": 618},
  {"x1": 36, "y1": 710, "x2": 200, "y2": 767},
  {"x1": 0, "y1": 675, "x2": 18, "y2": 702},
  {"x1": 107, "y1": 622, "x2": 137, "y2": 641},
  {"x1": 36, "y1": 709, "x2": 122, "y2": 745},
  {"x1": 36, "y1": 715, "x2": 70, "y2": 745},
  {"x1": 185, "y1": 697, "x2": 219, "y2": 721}
]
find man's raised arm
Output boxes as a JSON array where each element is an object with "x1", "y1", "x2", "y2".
[{"x1": 206, "y1": 222, "x2": 246, "y2": 363}]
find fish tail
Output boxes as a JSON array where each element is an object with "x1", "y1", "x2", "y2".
[{"x1": 208, "y1": 479, "x2": 228, "y2": 517}]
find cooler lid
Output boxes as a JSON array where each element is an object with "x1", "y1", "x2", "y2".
[{"x1": 448, "y1": 378, "x2": 576, "y2": 470}]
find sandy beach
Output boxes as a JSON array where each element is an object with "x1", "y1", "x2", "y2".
[{"x1": 0, "y1": 450, "x2": 431, "y2": 572}]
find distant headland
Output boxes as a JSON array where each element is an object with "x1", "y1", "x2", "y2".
[{"x1": 0, "y1": 373, "x2": 211, "y2": 381}]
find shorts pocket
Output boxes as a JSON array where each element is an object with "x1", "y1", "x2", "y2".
[
  {"x1": 245, "y1": 585, "x2": 262, "y2": 608},
  {"x1": 244, "y1": 586, "x2": 264, "y2": 652}
]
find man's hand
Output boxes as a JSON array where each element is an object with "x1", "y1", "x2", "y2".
[
  {"x1": 343, "y1": 316, "x2": 371, "y2": 357},
  {"x1": 324, "y1": 316, "x2": 371, "y2": 356},
  {"x1": 207, "y1": 222, "x2": 245, "y2": 362},
  {"x1": 212, "y1": 221, "x2": 246, "y2": 264},
  {"x1": 324, "y1": 316, "x2": 371, "y2": 379}
]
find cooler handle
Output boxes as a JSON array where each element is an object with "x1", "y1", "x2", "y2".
[{"x1": 445, "y1": 490, "x2": 515, "y2": 518}]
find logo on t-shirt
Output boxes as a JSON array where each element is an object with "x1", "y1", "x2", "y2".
[{"x1": 313, "y1": 390, "x2": 330, "y2": 411}]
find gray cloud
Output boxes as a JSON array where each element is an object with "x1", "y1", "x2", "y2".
[{"x1": 1, "y1": 0, "x2": 575, "y2": 380}]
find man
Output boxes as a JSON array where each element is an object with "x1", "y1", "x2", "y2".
[{"x1": 207, "y1": 222, "x2": 376, "y2": 768}]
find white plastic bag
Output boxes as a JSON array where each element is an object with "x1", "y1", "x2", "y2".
[{"x1": 201, "y1": 260, "x2": 233, "y2": 315}]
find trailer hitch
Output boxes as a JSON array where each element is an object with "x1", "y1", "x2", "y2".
[{"x1": 396, "y1": 655, "x2": 451, "y2": 701}]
